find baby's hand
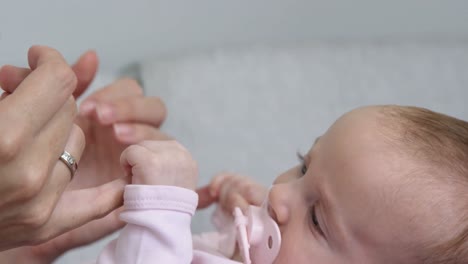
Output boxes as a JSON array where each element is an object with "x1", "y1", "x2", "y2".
[
  {"x1": 197, "y1": 173, "x2": 268, "y2": 213},
  {"x1": 120, "y1": 140, "x2": 198, "y2": 190}
]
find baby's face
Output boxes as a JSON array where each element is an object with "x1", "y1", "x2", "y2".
[{"x1": 268, "y1": 107, "x2": 453, "y2": 264}]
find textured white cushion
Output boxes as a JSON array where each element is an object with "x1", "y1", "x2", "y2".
[{"x1": 141, "y1": 42, "x2": 468, "y2": 231}]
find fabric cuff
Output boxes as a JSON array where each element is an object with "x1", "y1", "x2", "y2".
[{"x1": 124, "y1": 185, "x2": 198, "y2": 216}]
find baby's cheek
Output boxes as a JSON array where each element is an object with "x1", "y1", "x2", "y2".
[
  {"x1": 272, "y1": 228, "x2": 334, "y2": 264},
  {"x1": 273, "y1": 246, "x2": 324, "y2": 264},
  {"x1": 272, "y1": 230, "x2": 304, "y2": 264},
  {"x1": 273, "y1": 245, "x2": 303, "y2": 264}
]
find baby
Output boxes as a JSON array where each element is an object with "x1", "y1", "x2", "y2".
[{"x1": 95, "y1": 105, "x2": 468, "y2": 264}]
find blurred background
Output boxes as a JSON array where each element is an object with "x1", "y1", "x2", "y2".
[{"x1": 1, "y1": 1, "x2": 468, "y2": 263}]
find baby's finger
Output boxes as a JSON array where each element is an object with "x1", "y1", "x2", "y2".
[
  {"x1": 223, "y1": 193, "x2": 250, "y2": 214},
  {"x1": 196, "y1": 185, "x2": 217, "y2": 209},
  {"x1": 209, "y1": 173, "x2": 234, "y2": 197},
  {"x1": 240, "y1": 183, "x2": 267, "y2": 206},
  {"x1": 119, "y1": 144, "x2": 152, "y2": 178},
  {"x1": 218, "y1": 177, "x2": 243, "y2": 207}
]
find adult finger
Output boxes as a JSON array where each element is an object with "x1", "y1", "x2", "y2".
[
  {"x1": 0, "y1": 124, "x2": 85, "y2": 230},
  {"x1": 30, "y1": 97, "x2": 80, "y2": 191},
  {"x1": 2, "y1": 46, "x2": 77, "y2": 134},
  {"x1": 28, "y1": 178, "x2": 128, "y2": 245},
  {"x1": 72, "y1": 50, "x2": 98, "y2": 98},
  {"x1": 36, "y1": 207, "x2": 124, "y2": 259},
  {"x1": 113, "y1": 123, "x2": 172, "y2": 144},
  {"x1": 79, "y1": 78, "x2": 144, "y2": 116},
  {"x1": 0, "y1": 65, "x2": 30, "y2": 92},
  {"x1": 27, "y1": 45, "x2": 63, "y2": 69},
  {"x1": 0, "y1": 51, "x2": 98, "y2": 98},
  {"x1": 90, "y1": 78, "x2": 143, "y2": 100},
  {"x1": 57, "y1": 124, "x2": 86, "y2": 181},
  {"x1": 94, "y1": 96, "x2": 166, "y2": 126},
  {"x1": 0, "y1": 97, "x2": 78, "y2": 209},
  {"x1": 37, "y1": 98, "x2": 81, "y2": 180}
]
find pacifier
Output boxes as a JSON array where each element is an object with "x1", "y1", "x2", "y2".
[{"x1": 233, "y1": 204, "x2": 281, "y2": 264}]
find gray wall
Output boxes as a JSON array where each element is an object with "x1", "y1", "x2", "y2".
[{"x1": 0, "y1": 0, "x2": 467, "y2": 74}]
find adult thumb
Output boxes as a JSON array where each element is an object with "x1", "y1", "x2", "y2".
[
  {"x1": 72, "y1": 50, "x2": 98, "y2": 98},
  {"x1": 41, "y1": 178, "x2": 127, "y2": 239}
]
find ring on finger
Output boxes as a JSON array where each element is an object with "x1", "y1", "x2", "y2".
[{"x1": 59, "y1": 151, "x2": 78, "y2": 178}]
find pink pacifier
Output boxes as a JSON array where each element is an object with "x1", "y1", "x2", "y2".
[{"x1": 233, "y1": 204, "x2": 282, "y2": 264}]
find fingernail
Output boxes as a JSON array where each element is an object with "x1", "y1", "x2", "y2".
[
  {"x1": 79, "y1": 101, "x2": 96, "y2": 116},
  {"x1": 114, "y1": 124, "x2": 134, "y2": 138},
  {"x1": 97, "y1": 104, "x2": 115, "y2": 123}
]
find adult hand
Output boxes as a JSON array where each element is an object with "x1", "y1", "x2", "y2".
[
  {"x1": 0, "y1": 46, "x2": 126, "y2": 251},
  {"x1": 72, "y1": 76, "x2": 169, "y2": 189},
  {"x1": 60, "y1": 56, "x2": 169, "y2": 253},
  {"x1": 197, "y1": 172, "x2": 268, "y2": 214},
  {"x1": 0, "y1": 49, "x2": 170, "y2": 261}
]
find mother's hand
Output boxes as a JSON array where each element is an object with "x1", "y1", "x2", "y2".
[
  {"x1": 56, "y1": 70, "x2": 170, "y2": 256},
  {"x1": 0, "y1": 50, "x2": 170, "y2": 262},
  {"x1": 0, "y1": 46, "x2": 125, "y2": 251},
  {"x1": 73, "y1": 76, "x2": 169, "y2": 189}
]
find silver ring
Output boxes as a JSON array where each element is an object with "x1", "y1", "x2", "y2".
[{"x1": 59, "y1": 151, "x2": 78, "y2": 178}]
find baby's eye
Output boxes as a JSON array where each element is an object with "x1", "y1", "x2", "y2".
[
  {"x1": 296, "y1": 152, "x2": 308, "y2": 176},
  {"x1": 301, "y1": 163, "x2": 307, "y2": 175},
  {"x1": 310, "y1": 205, "x2": 325, "y2": 237}
]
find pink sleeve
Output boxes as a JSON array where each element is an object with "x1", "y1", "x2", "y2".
[{"x1": 96, "y1": 185, "x2": 198, "y2": 264}]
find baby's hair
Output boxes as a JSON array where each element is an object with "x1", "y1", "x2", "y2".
[{"x1": 378, "y1": 105, "x2": 468, "y2": 264}]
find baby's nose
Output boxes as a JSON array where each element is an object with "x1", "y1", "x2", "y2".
[
  {"x1": 267, "y1": 184, "x2": 290, "y2": 226},
  {"x1": 267, "y1": 204, "x2": 278, "y2": 223}
]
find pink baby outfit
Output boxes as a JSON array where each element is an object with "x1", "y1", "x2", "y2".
[{"x1": 96, "y1": 185, "x2": 242, "y2": 264}]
